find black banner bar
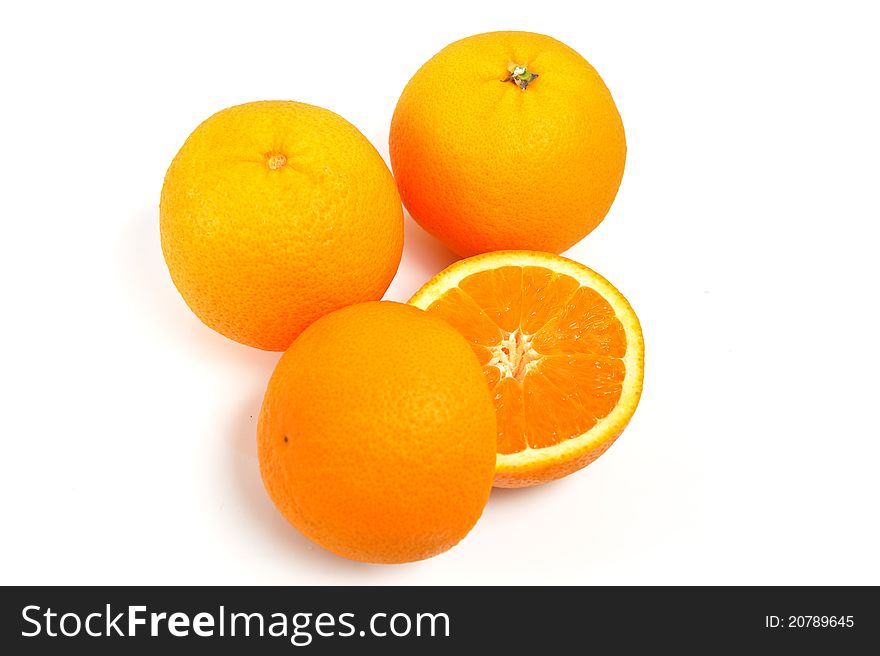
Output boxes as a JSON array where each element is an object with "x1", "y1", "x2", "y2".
[{"x1": 1, "y1": 586, "x2": 876, "y2": 653}]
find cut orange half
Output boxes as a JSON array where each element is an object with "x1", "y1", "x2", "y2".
[{"x1": 409, "y1": 251, "x2": 644, "y2": 487}]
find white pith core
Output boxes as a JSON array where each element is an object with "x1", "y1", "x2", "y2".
[{"x1": 489, "y1": 329, "x2": 541, "y2": 382}]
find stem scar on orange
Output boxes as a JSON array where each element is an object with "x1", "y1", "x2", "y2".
[
  {"x1": 389, "y1": 31, "x2": 626, "y2": 257},
  {"x1": 410, "y1": 251, "x2": 644, "y2": 488}
]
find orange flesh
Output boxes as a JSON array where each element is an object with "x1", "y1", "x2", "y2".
[{"x1": 425, "y1": 266, "x2": 627, "y2": 454}]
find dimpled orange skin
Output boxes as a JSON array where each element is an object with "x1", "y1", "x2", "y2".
[
  {"x1": 257, "y1": 301, "x2": 497, "y2": 564},
  {"x1": 389, "y1": 31, "x2": 626, "y2": 257},
  {"x1": 160, "y1": 101, "x2": 403, "y2": 351}
]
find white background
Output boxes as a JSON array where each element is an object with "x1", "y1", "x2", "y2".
[{"x1": 2, "y1": 1, "x2": 878, "y2": 585}]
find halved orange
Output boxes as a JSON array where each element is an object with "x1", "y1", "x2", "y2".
[{"x1": 409, "y1": 251, "x2": 644, "y2": 487}]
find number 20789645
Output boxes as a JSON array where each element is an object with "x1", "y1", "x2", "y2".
[{"x1": 765, "y1": 616, "x2": 854, "y2": 629}]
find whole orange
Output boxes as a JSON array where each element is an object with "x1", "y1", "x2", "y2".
[
  {"x1": 257, "y1": 301, "x2": 497, "y2": 563},
  {"x1": 389, "y1": 31, "x2": 626, "y2": 257},
  {"x1": 160, "y1": 101, "x2": 403, "y2": 351}
]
